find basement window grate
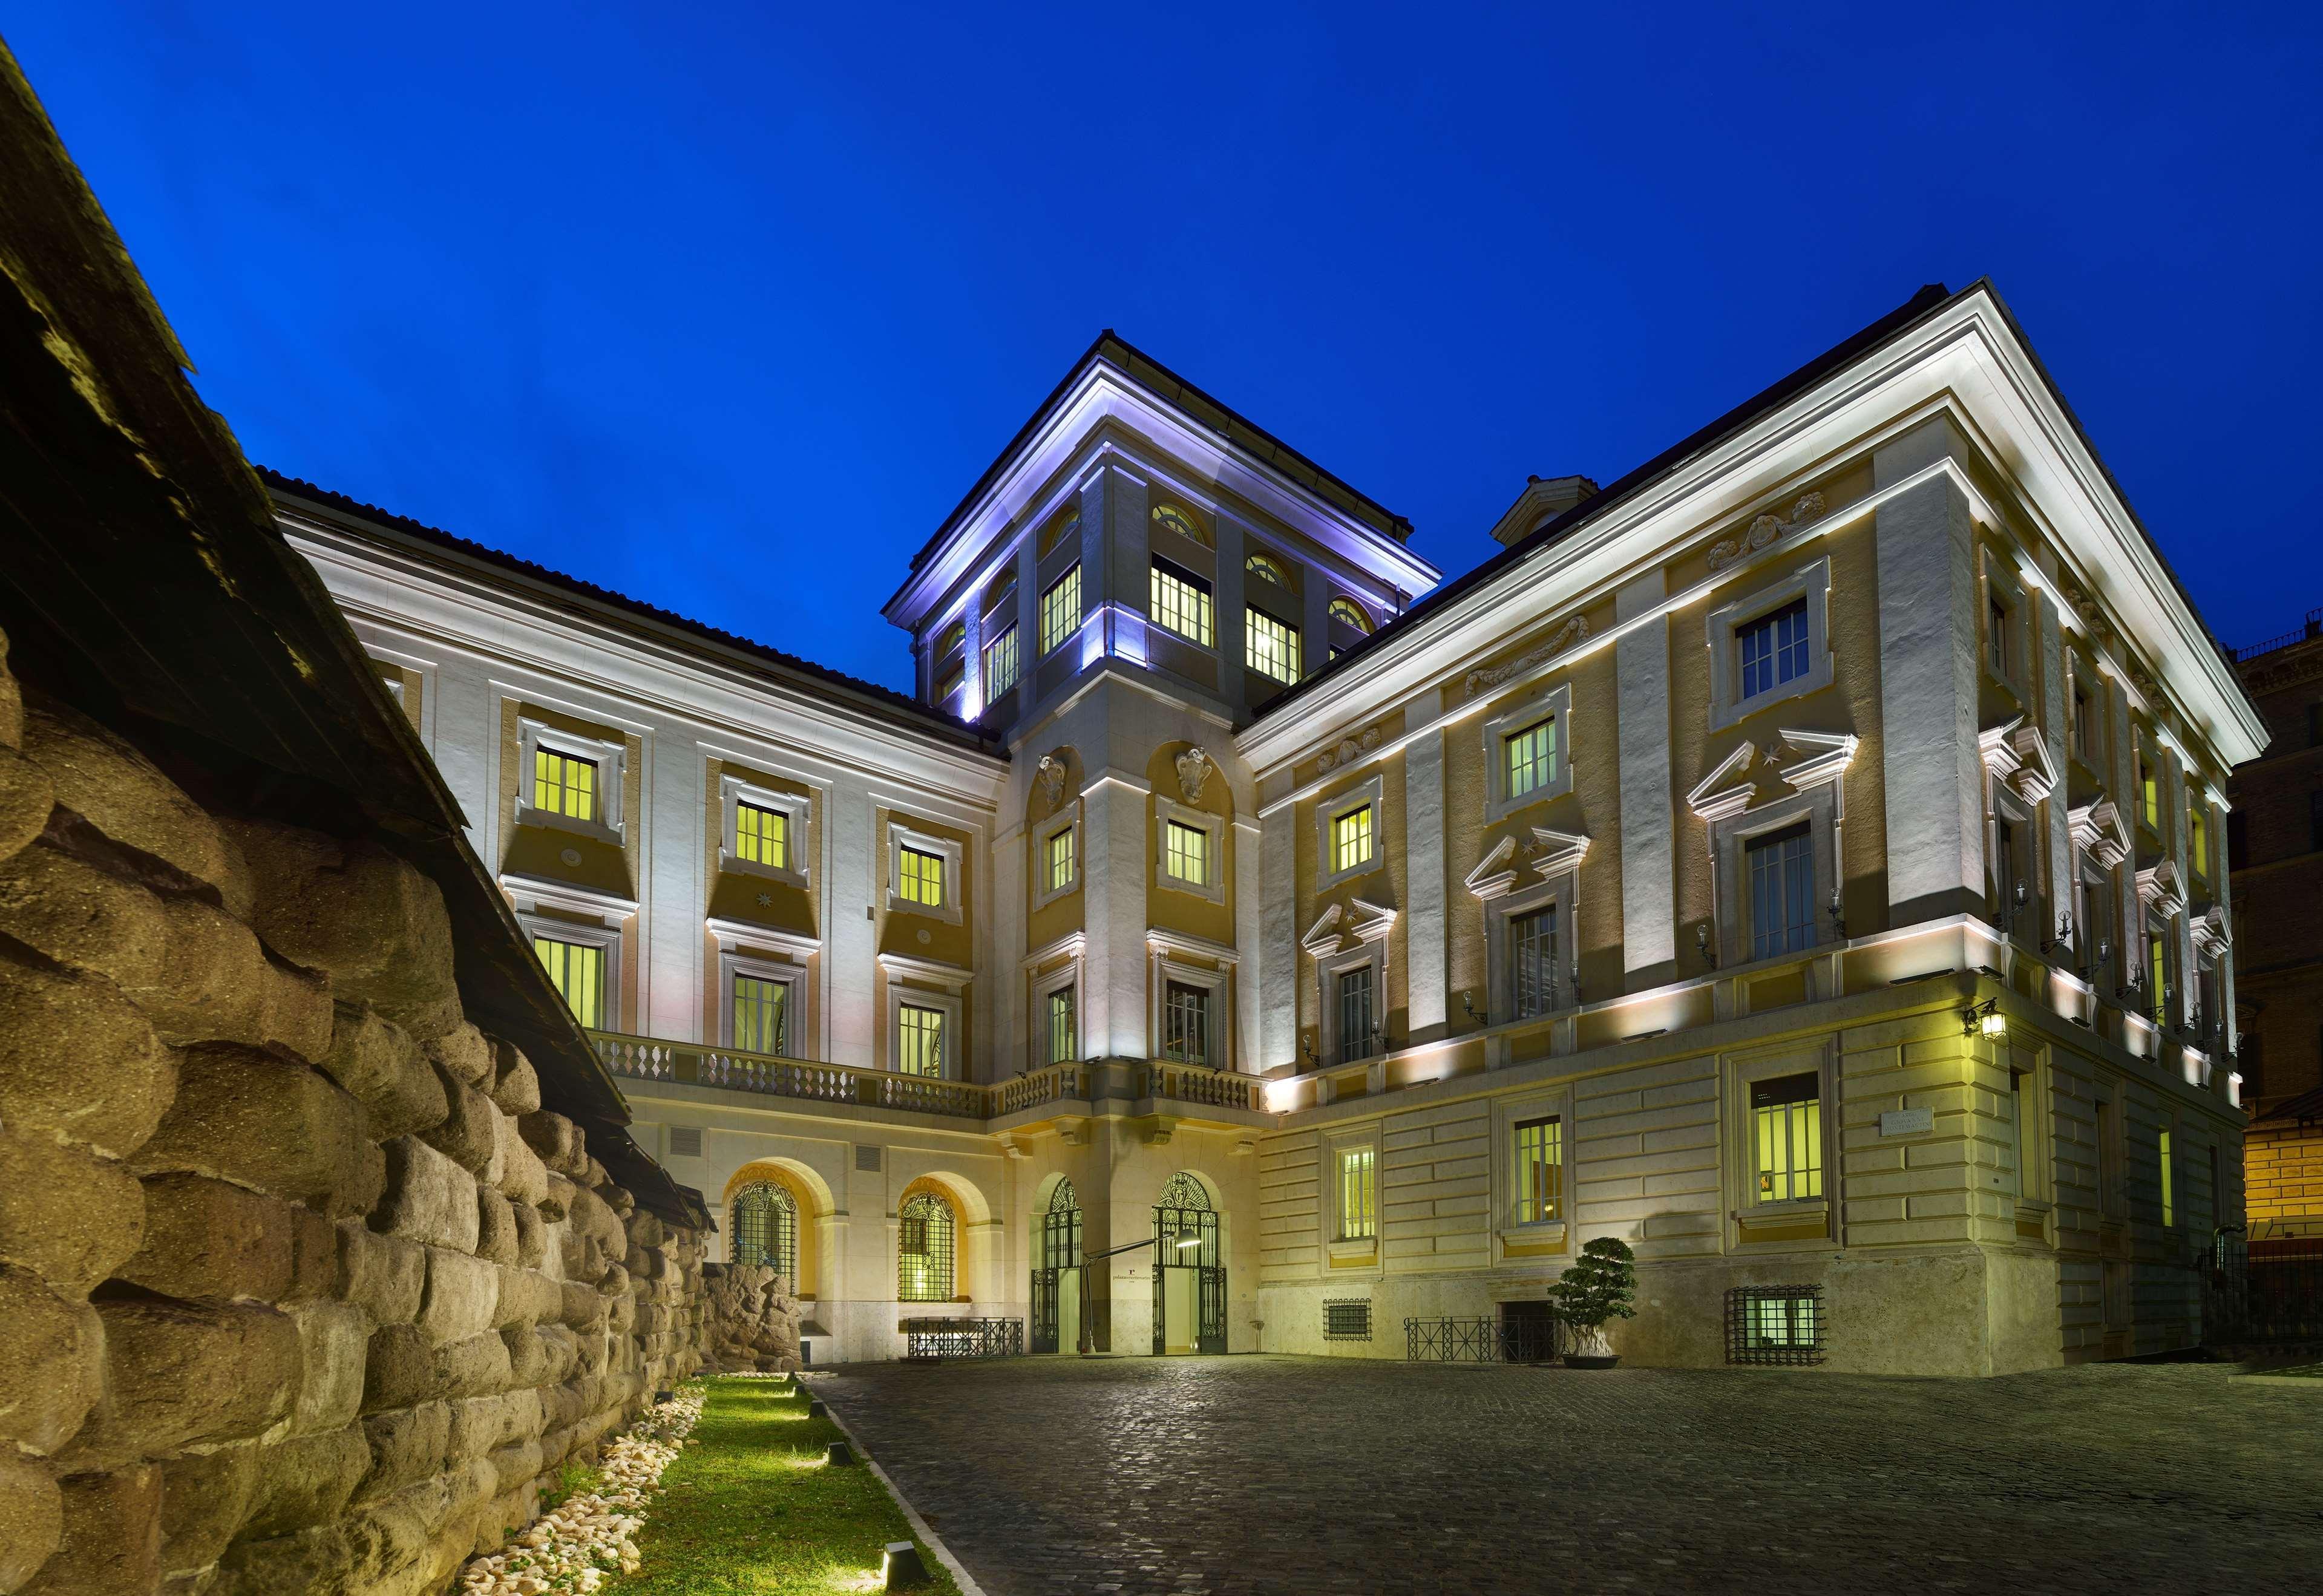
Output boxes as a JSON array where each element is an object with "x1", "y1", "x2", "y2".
[
  {"x1": 1323, "y1": 1300, "x2": 1373, "y2": 1342},
  {"x1": 667, "y1": 1127, "x2": 702, "y2": 1158},
  {"x1": 1726, "y1": 1284, "x2": 1826, "y2": 1365}
]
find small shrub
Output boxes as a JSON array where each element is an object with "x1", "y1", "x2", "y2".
[{"x1": 1547, "y1": 1235, "x2": 1637, "y2": 1357}]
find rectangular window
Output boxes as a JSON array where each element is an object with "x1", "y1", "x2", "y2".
[
  {"x1": 1331, "y1": 804, "x2": 1375, "y2": 875},
  {"x1": 1040, "y1": 564, "x2": 1082, "y2": 656},
  {"x1": 897, "y1": 1004, "x2": 946, "y2": 1077},
  {"x1": 899, "y1": 845, "x2": 946, "y2": 909},
  {"x1": 1737, "y1": 598, "x2": 1810, "y2": 701},
  {"x1": 1513, "y1": 1116, "x2": 1563, "y2": 1225},
  {"x1": 984, "y1": 623, "x2": 1020, "y2": 697},
  {"x1": 534, "y1": 937, "x2": 606, "y2": 1029},
  {"x1": 1726, "y1": 1286, "x2": 1825, "y2": 1365},
  {"x1": 1745, "y1": 823, "x2": 1815, "y2": 960},
  {"x1": 532, "y1": 748, "x2": 597, "y2": 822},
  {"x1": 2074, "y1": 682, "x2": 2097, "y2": 760},
  {"x1": 1162, "y1": 981, "x2": 1210, "y2": 1067},
  {"x1": 1988, "y1": 595, "x2": 2010, "y2": 676},
  {"x1": 1994, "y1": 818, "x2": 2019, "y2": 912},
  {"x1": 1338, "y1": 1146, "x2": 1377, "y2": 1240},
  {"x1": 1046, "y1": 987, "x2": 1075, "y2": 1066},
  {"x1": 2008, "y1": 1069, "x2": 2028, "y2": 1199},
  {"x1": 1148, "y1": 557, "x2": 1214, "y2": 646},
  {"x1": 1751, "y1": 1071, "x2": 1821, "y2": 1203},
  {"x1": 1045, "y1": 826, "x2": 1075, "y2": 892},
  {"x1": 735, "y1": 801, "x2": 788, "y2": 870},
  {"x1": 2158, "y1": 1127, "x2": 2175, "y2": 1226},
  {"x1": 1504, "y1": 718, "x2": 1557, "y2": 802},
  {"x1": 1246, "y1": 607, "x2": 1301, "y2": 684},
  {"x1": 2190, "y1": 807, "x2": 2208, "y2": 876},
  {"x1": 733, "y1": 974, "x2": 788, "y2": 1056},
  {"x1": 936, "y1": 664, "x2": 965, "y2": 703},
  {"x1": 1510, "y1": 904, "x2": 1556, "y2": 1019},
  {"x1": 1337, "y1": 966, "x2": 1376, "y2": 1063},
  {"x1": 2139, "y1": 750, "x2": 2159, "y2": 829},
  {"x1": 2148, "y1": 931, "x2": 2166, "y2": 1019},
  {"x1": 1165, "y1": 819, "x2": 1210, "y2": 886}
]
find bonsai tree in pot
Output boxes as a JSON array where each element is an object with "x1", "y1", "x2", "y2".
[{"x1": 1547, "y1": 1235, "x2": 1636, "y2": 1368}]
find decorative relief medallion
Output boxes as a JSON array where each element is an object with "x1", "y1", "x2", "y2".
[
  {"x1": 1315, "y1": 725, "x2": 1383, "y2": 773},
  {"x1": 1462, "y1": 612, "x2": 1589, "y2": 696},
  {"x1": 1035, "y1": 753, "x2": 1067, "y2": 807},
  {"x1": 559, "y1": 847, "x2": 582, "y2": 867},
  {"x1": 1706, "y1": 491, "x2": 1826, "y2": 574},
  {"x1": 1175, "y1": 745, "x2": 1214, "y2": 803}
]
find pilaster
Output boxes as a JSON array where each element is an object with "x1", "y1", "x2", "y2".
[
  {"x1": 1081, "y1": 768, "x2": 1150, "y2": 1059},
  {"x1": 1615, "y1": 569, "x2": 1675, "y2": 984},
  {"x1": 1233, "y1": 816, "x2": 1262, "y2": 1068},
  {"x1": 829, "y1": 783, "x2": 877, "y2": 1068},
  {"x1": 1404, "y1": 724, "x2": 1449, "y2": 1036},
  {"x1": 1872, "y1": 420, "x2": 1985, "y2": 926},
  {"x1": 2034, "y1": 589, "x2": 2073, "y2": 947},
  {"x1": 643, "y1": 732, "x2": 701, "y2": 1043},
  {"x1": 1260, "y1": 802, "x2": 1297, "y2": 1070}
]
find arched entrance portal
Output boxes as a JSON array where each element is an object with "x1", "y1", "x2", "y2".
[
  {"x1": 1153, "y1": 1172, "x2": 1225, "y2": 1355},
  {"x1": 1030, "y1": 1179, "x2": 1082, "y2": 1353}
]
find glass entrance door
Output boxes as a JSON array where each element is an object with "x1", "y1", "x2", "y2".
[
  {"x1": 1152, "y1": 1172, "x2": 1225, "y2": 1355},
  {"x1": 1030, "y1": 1180, "x2": 1082, "y2": 1353}
]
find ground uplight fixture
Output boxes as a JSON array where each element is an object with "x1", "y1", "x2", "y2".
[
  {"x1": 825, "y1": 1440, "x2": 856, "y2": 1467},
  {"x1": 882, "y1": 1541, "x2": 932, "y2": 1590},
  {"x1": 807, "y1": 1398, "x2": 827, "y2": 1420},
  {"x1": 1961, "y1": 999, "x2": 2005, "y2": 1040}
]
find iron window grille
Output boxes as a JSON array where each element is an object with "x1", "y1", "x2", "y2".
[
  {"x1": 897, "y1": 1192, "x2": 955, "y2": 1302},
  {"x1": 730, "y1": 1181, "x2": 797, "y2": 1279},
  {"x1": 902, "y1": 1318, "x2": 1023, "y2": 1360},
  {"x1": 1323, "y1": 1300, "x2": 1373, "y2": 1341},
  {"x1": 1162, "y1": 981, "x2": 1211, "y2": 1066},
  {"x1": 1726, "y1": 1284, "x2": 1825, "y2": 1365}
]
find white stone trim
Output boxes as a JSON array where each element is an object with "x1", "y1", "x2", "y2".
[
  {"x1": 1150, "y1": 944, "x2": 1231, "y2": 1071},
  {"x1": 499, "y1": 873, "x2": 640, "y2": 918},
  {"x1": 1029, "y1": 954, "x2": 1083, "y2": 1070},
  {"x1": 1032, "y1": 799, "x2": 1084, "y2": 911},
  {"x1": 1708, "y1": 784, "x2": 1840, "y2": 970},
  {"x1": 1314, "y1": 935, "x2": 1389, "y2": 1067},
  {"x1": 716, "y1": 949, "x2": 810, "y2": 1058},
  {"x1": 514, "y1": 717, "x2": 627, "y2": 845},
  {"x1": 1705, "y1": 554, "x2": 1834, "y2": 734},
  {"x1": 1481, "y1": 679, "x2": 1574, "y2": 823},
  {"x1": 1319, "y1": 1120, "x2": 1383, "y2": 1272},
  {"x1": 1154, "y1": 796, "x2": 1226, "y2": 903},
  {"x1": 1490, "y1": 1080, "x2": 1576, "y2": 1239},
  {"x1": 884, "y1": 979, "x2": 963, "y2": 1079},
  {"x1": 875, "y1": 952, "x2": 974, "y2": 993},
  {"x1": 717, "y1": 775, "x2": 811, "y2": 889},
  {"x1": 886, "y1": 819, "x2": 965, "y2": 925},
  {"x1": 1722, "y1": 1038, "x2": 1838, "y2": 1245},
  {"x1": 1314, "y1": 773, "x2": 1386, "y2": 892}
]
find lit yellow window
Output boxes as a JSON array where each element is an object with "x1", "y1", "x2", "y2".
[
  {"x1": 1504, "y1": 718, "x2": 1557, "y2": 800},
  {"x1": 1751, "y1": 1072, "x2": 1821, "y2": 1202},
  {"x1": 2148, "y1": 933, "x2": 2166, "y2": 1016},
  {"x1": 1331, "y1": 804, "x2": 1374, "y2": 874},
  {"x1": 1514, "y1": 1116, "x2": 1562, "y2": 1224},
  {"x1": 534, "y1": 937, "x2": 605, "y2": 1029},
  {"x1": 2158, "y1": 1127, "x2": 2174, "y2": 1226},
  {"x1": 1041, "y1": 565, "x2": 1082, "y2": 656},
  {"x1": 2190, "y1": 807, "x2": 2208, "y2": 875},
  {"x1": 1150, "y1": 558, "x2": 1215, "y2": 646},
  {"x1": 1165, "y1": 819, "x2": 1209, "y2": 885},
  {"x1": 1046, "y1": 987, "x2": 1075, "y2": 1065},
  {"x1": 735, "y1": 802, "x2": 788, "y2": 870},
  {"x1": 898, "y1": 1004, "x2": 946, "y2": 1078},
  {"x1": 1338, "y1": 1146, "x2": 1376, "y2": 1240},
  {"x1": 1328, "y1": 597, "x2": 1372, "y2": 633},
  {"x1": 1151, "y1": 502, "x2": 1211, "y2": 547},
  {"x1": 1046, "y1": 826, "x2": 1075, "y2": 892},
  {"x1": 733, "y1": 974, "x2": 788, "y2": 1055},
  {"x1": 899, "y1": 846, "x2": 946, "y2": 909},
  {"x1": 532, "y1": 748, "x2": 597, "y2": 822},
  {"x1": 1246, "y1": 607, "x2": 1300, "y2": 683},
  {"x1": 985, "y1": 624, "x2": 1020, "y2": 697}
]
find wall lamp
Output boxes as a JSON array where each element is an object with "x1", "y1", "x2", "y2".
[{"x1": 1961, "y1": 999, "x2": 2006, "y2": 1041}]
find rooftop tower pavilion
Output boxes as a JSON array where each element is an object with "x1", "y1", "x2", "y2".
[{"x1": 292, "y1": 281, "x2": 2266, "y2": 1373}]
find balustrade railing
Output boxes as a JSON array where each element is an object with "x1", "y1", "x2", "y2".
[{"x1": 1145, "y1": 1062, "x2": 1259, "y2": 1110}]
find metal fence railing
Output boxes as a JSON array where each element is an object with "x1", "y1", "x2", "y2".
[
  {"x1": 900, "y1": 1316, "x2": 1024, "y2": 1361},
  {"x1": 1404, "y1": 1313, "x2": 1568, "y2": 1364},
  {"x1": 2207, "y1": 1228, "x2": 2323, "y2": 1345},
  {"x1": 2229, "y1": 609, "x2": 2323, "y2": 662}
]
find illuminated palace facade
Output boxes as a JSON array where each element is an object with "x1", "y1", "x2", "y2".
[{"x1": 288, "y1": 281, "x2": 2263, "y2": 1375}]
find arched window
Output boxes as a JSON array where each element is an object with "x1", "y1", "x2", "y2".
[
  {"x1": 897, "y1": 1191, "x2": 956, "y2": 1301},
  {"x1": 1047, "y1": 1177, "x2": 1079, "y2": 1213},
  {"x1": 937, "y1": 621, "x2": 967, "y2": 656},
  {"x1": 730, "y1": 1181, "x2": 798, "y2": 1280},
  {"x1": 1328, "y1": 597, "x2": 1373, "y2": 633},
  {"x1": 1152, "y1": 502, "x2": 1212, "y2": 548},
  {"x1": 1245, "y1": 552, "x2": 1288, "y2": 587},
  {"x1": 1159, "y1": 1171, "x2": 1211, "y2": 1211},
  {"x1": 1041, "y1": 506, "x2": 1081, "y2": 557}
]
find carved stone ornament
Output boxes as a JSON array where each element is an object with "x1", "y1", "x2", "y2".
[
  {"x1": 1707, "y1": 491, "x2": 1826, "y2": 574},
  {"x1": 1463, "y1": 612, "x2": 1590, "y2": 696},
  {"x1": 1035, "y1": 754, "x2": 1067, "y2": 808},
  {"x1": 1315, "y1": 725, "x2": 1384, "y2": 773},
  {"x1": 1175, "y1": 745, "x2": 1214, "y2": 803}
]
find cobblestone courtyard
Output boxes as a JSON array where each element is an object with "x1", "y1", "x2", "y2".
[{"x1": 810, "y1": 1355, "x2": 2319, "y2": 1594}]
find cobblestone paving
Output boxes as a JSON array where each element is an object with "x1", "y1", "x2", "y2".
[{"x1": 809, "y1": 1355, "x2": 2319, "y2": 1594}]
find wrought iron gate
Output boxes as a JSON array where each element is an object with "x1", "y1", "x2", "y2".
[
  {"x1": 2207, "y1": 1225, "x2": 2323, "y2": 1345},
  {"x1": 1153, "y1": 1173, "x2": 1225, "y2": 1355},
  {"x1": 1030, "y1": 1186, "x2": 1082, "y2": 1354}
]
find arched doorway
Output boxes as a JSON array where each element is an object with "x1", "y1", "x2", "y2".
[
  {"x1": 1030, "y1": 1178, "x2": 1082, "y2": 1353},
  {"x1": 1153, "y1": 1171, "x2": 1224, "y2": 1355},
  {"x1": 897, "y1": 1189, "x2": 957, "y2": 1303},
  {"x1": 729, "y1": 1180, "x2": 798, "y2": 1281}
]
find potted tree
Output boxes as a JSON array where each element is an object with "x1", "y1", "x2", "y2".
[{"x1": 1548, "y1": 1235, "x2": 1636, "y2": 1369}]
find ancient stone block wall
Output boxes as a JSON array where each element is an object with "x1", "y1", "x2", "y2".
[
  {"x1": 700, "y1": 1264, "x2": 803, "y2": 1373},
  {"x1": 0, "y1": 629, "x2": 704, "y2": 1596}
]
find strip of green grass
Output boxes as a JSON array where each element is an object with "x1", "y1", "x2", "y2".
[{"x1": 607, "y1": 1376, "x2": 962, "y2": 1595}]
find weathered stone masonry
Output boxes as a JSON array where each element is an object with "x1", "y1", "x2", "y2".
[{"x1": 0, "y1": 634, "x2": 707, "y2": 1596}]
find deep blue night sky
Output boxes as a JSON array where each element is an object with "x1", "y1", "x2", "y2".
[{"x1": 11, "y1": 4, "x2": 2319, "y2": 691}]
